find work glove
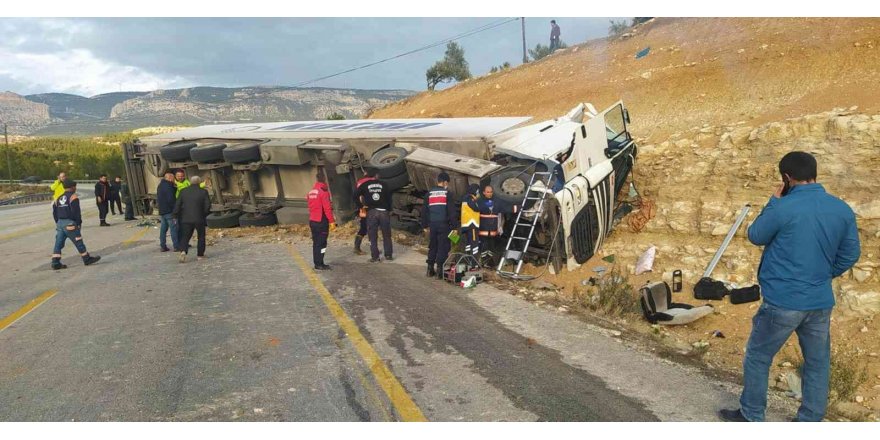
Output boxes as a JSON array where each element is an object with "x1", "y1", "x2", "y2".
[{"x1": 329, "y1": 223, "x2": 337, "y2": 232}]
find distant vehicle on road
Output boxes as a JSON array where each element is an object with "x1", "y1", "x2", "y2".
[{"x1": 122, "y1": 101, "x2": 637, "y2": 274}]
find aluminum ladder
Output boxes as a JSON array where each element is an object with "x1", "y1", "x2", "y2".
[{"x1": 496, "y1": 171, "x2": 554, "y2": 278}]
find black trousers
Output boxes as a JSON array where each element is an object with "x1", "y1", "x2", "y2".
[
  {"x1": 462, "y1": 227, "x2": 480, "y2": 257},
  {"x1": 427, "y1": 224, "x2": 451, "y2": 268},
  {"x1": 123, "y1": 197, "x2": 135, "y2": 220},
  {"x1": 180, "y1": 222, "x2": 206, "y2": 256},
  {"x1": 110, "y1": 195, "x2": 122, "y2": 214},
  {"x1": 366, "y1": 209, "x2": 393, "y2": 260},
  {"x1": 356, "y1": 215, "x2": 368, "y2": 236},
  {"x1": 97, "y1": 201, "x2": 109, "y2": 222},
  {"x1": 310, "y1": 220, "x2": 329, "y2": 266}
]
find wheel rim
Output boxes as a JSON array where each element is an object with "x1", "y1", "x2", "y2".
[{"x1": 501, "y1": 177, "x2": 526, "y2": 196}]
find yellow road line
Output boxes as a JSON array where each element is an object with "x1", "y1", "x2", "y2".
[
  {"x1": 288, "y1": 245, "x2": 427, "y2": 422},
  {"x1": 122, "y1": 226, "x2": 151, "y2": 247},
  {"x1": 0, "y1": 290, "x2": 58, "y2": 333}
]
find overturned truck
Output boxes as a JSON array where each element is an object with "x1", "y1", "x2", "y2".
[{"x1": 123, "y1": 101, "x2": 637, "y2": 274}]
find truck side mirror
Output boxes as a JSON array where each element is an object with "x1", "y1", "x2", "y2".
[{"x1": 623, "y1": 109, "x2": 631, "y2": 125}]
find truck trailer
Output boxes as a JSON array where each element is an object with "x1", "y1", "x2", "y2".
[{"x1": 122, "y1": 101, "x2": 637, "y2": 275}]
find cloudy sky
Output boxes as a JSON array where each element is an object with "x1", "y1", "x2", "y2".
[{"x1": 0, "y1": 17, "x2": 617, "y2": 97}]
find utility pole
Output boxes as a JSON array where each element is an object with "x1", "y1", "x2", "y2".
[
  {"x1": 3, "y1": 123, "x2": 11, "y2": 184},
  {"x1": 521, "y1": 17, "x2": 528, "y2": 64}
]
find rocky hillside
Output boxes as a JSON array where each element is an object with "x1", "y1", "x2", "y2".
[
  {"x1": 371, "y1": 17, "x2": 880, "y2": 418},
  {"x1": 1, "y1": 86, "x2": 414, "y2": 135},
  {"x1": 0, "y1": 92, "x2": 51, "y2": 133}
]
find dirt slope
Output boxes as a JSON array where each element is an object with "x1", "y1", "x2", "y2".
[{"x1": 374, "y1": 17, "x2": 880, "y2": 138}]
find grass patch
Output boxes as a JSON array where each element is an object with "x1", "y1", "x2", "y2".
[
  {"x1": 829, "y1": 344, "x2": 869, "y2": 403},
  {"x1": 576, "y1": 266, "x2": 640, "y2": 317}
]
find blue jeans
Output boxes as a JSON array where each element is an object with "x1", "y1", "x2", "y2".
[
  {"x1": 53, "y1": 219, "x2": 88, "y2": 256},
  {"x1": 159, "y1": 213, "x2": 179, "y2": 250},
  {"x1": 741, "y1": 302, "x2": 832, "y2": 422}
]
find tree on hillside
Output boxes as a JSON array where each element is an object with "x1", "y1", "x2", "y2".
[
  {"x1": 489, "y1": 62, "x2": 511, "y2": 74},
  {"x1": 528, "y1": 42, "x2": 567, "y2": 62},
  {"x1": 425, "y1": 42, "x2": 471, "y2": 91},
  {"x1": 608, "y1": 19, "x2": 631, "y2": 37},
  {"x1": 326, "y1": 112, "x2": 345, "y2": 120}
]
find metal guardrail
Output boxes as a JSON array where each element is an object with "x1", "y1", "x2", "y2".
[
  {"x1": 2, "y1": 180, "x2": 100, "y2": 185},
  {"x1": 0, "y1": 192, "x2": 54, "y2": 206}
]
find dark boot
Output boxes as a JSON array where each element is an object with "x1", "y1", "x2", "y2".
[
  {"x1": 354, "y1": 235, "x2": 365, "y2": 255},
  {"x1": 436, "y1": 263, "x2": 445, "y2": 280},
  {"x1": 51, "y1": 258, "x2": 67, "y2": 270},
  {"x1": 82, "y1": 254, "x2": 101, "y2": 265},
  {"x1": 427, "y1": 264, "x2": 436, "y2": 277}
]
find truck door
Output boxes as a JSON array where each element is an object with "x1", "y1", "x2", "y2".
[{"x1": 122, "y1": 141, "x2": 150, "y2": 216}]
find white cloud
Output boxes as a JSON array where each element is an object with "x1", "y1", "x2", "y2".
[{"x1": 0, "y1": 47, "x2": 192, "y2": 96}]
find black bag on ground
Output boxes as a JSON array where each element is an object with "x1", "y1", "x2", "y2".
[
  {"x1": 729, "y1": 285, "x2": 761, "y2": 304},
  {"x1": 693, "y1": 277, "x2": 729, "y2": 300}
]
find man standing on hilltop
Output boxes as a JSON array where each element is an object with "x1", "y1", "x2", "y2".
[
  {"x1": 719, "y1": 152, "x2": 860, "y2": 423},
  {"x1": 550, "y1": 20, "x2": 561, "y2": 51}
]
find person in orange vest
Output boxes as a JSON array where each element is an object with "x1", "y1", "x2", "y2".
[
  {"x1": 307, "y1": 172, "x2": 336, "y2": 270},
  {"x1": 460, "y1": 184, "x2": 481, "y2": 259}
]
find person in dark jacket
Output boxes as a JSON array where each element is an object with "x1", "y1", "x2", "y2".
[
  {"x1": 357, "y1": 168, "x2": 393, "y2": 262},
  {"x1": 172, "y1": 176, "x2": 211, "y2": 263},
  {"x1": 353, "y1": 172, "x2": 376, "y2": 255},
  {"x1": 421, "y1": 172, "x2": 457, "y2": 278},
  {"x1": 51, "y1": 179, "x2": 100, "y2": 270},
  {"x1": 120, "y1": 178, "x2": 136, "y2": 221},
  {"x1": 157, "y1": 172, "x2": 179, "y2": 252},
  {"x1": 550, "y1": 20, "x2": 561, "y2": 50},
  {"x1": 477, "y1": 185, "x2": 518, "y2": 262},
  {"x1": 719, "y1": 152, "x2": 861, "y2": 423},
  {"x1": 109, "y1": 176, "x2": 122, "y2": 215},
  {"x1": 307, "y1": 172, "x2": 337, "y2": 270},
  {"x1": 94, "y1": 174, "x2": 112, "y2": 226}
]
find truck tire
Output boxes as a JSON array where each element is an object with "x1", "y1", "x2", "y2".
[
  {"x1": 206, "y1": 210, "x2": 241, "y2": 229},
  {"x1": 382, "y1": 171, "x2": 411, "y2": 191},
  {"x1": 490, "y1": 167, "x2": 533, "y2": 209},
  {"x1": 190, "y1": 143, "x2": 228, "y2": 163},
  {"x1": 369, "y1": 147, "x2": 408, "y2": 178},
  {"x1": 160, "y1": 142, "x2": 198, "y2": 162},
  {"x1": 222, "y1": 143, "x2": 262, "y2": 164},
  {"x1": 239, "y1": 212, "x2": 277, "y2": 227}
]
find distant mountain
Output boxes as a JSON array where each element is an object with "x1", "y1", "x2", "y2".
[
  {"x1": 25, "y1": 92, "x2": 149, "y2": 121},
  {"x1": 0, "y1": 86, "x2": 415, "y2": 135},
  {"x1": 0, "y1": 92, "x2": 51, "y2": 133}
]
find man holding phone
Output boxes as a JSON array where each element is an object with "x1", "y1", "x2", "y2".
[{"x1": 719, "y1": 151, "x2": 861, "y2": 422}]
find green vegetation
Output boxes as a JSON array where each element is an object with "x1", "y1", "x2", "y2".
[
  {"x1": 576, "y1": 266, "x2": 639, "y2": 317},
  {"x1": 326, "y1": 112, "x2": 346, "y2": 120},
  {"x1": 489, "y1": 62, "x2": 511, "y2": 74},
  {"x1": 528, "y1": 42, "x2": 567, "y2": 62},
  {"x1": 608, "y1": 19, "x2": 631, "y2": 37},
  {"x1": 829, "y1": 344, "x2": 869, "y2": 403},
  {"x1": 426, "y1": 42, "x2": 471, "y2": 91},
  {"x1": 0, "y1": 136, "x2": 126, "y2": 181}
]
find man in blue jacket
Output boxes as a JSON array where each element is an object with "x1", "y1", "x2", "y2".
[
  {"x1": 157, "y1": 171, "x2": 180, "y2": 252},
  {"x1": 720, "y1": 151, "x2": 860, "y2": 423},
  {"x1": 421, "y1": 172, "x2": 458, "y2": 279}
]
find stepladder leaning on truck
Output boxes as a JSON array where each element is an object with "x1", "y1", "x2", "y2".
[{"x1": 121, "y1": 100, "x2": 638, "y2": 275}]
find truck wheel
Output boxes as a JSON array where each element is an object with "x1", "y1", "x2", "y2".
[
  {"x1": 222, "y1": 143, "x2": 262, "y2": 164},
  {"x1": 369, "y1": 147, "x2": 408, "y2": 178},
  {"x1": 160, "y1": 142, "x2": 198, "y2": 162},
  {"x1": 382, "y1": 171, "x2": 411, "y2": 191},
  {"x1": 206, "y1": 210, "x2": 242, "y2": 229},
  {"x1": 239, "y1": 212, "x2": 277, "y2": 227},
  {"x1": 490, "y1": 167, "x2": 535, "y2": 209},
  {"x1": 190, "y1": 143, "x2": 228, "y2": 163}
]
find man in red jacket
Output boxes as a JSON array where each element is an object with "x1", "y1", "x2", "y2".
[{"x1": 307, "y1": 172, "x2": 337, "y2": 270}]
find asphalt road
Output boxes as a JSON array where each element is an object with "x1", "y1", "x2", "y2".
[{"x1": 0, "y1": 200, "x2": 794, "y2": 421}]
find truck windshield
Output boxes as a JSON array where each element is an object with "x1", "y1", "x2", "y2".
[{"x1": 604, "y1": 104, "x2": 630, "y2": 150}]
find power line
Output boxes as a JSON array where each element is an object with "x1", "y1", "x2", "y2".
[{"x1": 290, "y1": 17, "x2": 520, "y2": 88}]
